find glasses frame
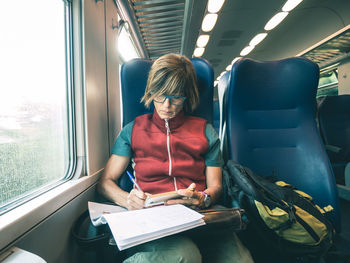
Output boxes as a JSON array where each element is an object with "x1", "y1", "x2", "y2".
[{"x1": 152, "y1": 94, "x2": 187, "y2": 106}]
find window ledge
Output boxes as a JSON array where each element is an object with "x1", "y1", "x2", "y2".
[{"x1": 0, "y1": 168, "x2": 100, "y2": 252}]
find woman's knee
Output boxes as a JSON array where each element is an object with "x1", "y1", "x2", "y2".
[
  {"x1": 176, "y1": 236, "x2": 201, "y2": 263},
  {"x1": 123, "y1": 235, "x2": 201, "y2": 263}
]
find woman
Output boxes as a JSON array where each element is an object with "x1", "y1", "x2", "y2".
[{"x1": 98, "y1": 54, "x2": 253, "y2": 263}]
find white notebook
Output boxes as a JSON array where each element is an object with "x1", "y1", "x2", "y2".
[{"x1": 102, "y1": 204, "x2": 205, "y2": 250}]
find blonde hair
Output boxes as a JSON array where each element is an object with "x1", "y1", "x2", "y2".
[{"x1": 141, "y1": 54, "x2": 199, "y2": 112}]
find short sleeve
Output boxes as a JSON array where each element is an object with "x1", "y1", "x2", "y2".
[
  {"x1": 204, "y1": 123, "x2": 224, "y2": 167},
  {"x1": 111, "y1": 121, "x2": 134, "y2": 157}
]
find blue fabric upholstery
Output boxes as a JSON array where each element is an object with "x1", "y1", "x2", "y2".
[
  {"x1": 224, "y1": 57, "x2": 341, "y2": 231},
  {"x1": 190, "y1": 57, "x2": 214, "y2": 124},
  {"x1": 119, "y1": 57, "x2": 214, "y2": 191},
  {"x1": 318, "y1": 95, "x2": 350, "y2": 185},
  {"x1": 120, "y1": 59, "x2": 153, "y2": 127}
]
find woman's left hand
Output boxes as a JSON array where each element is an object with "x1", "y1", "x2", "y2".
[{"x1": 165, "y1": 183, "x2": 205, "y2": 209}]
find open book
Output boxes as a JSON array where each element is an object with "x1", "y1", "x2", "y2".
[{"x1": 87, "y1": 202, "x2": 205, "y2": 250}]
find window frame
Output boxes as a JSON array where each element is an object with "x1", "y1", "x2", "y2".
[
  {"x1": 117, "y1": 20, "x2": 141, "y2": 63},
  {"x1": 0, "y1": 0, "x2": 91, "y2": 252},
  {"x1": 317, "y1": 68, "x2": 339, "y2": 98},
  {"x1": 0, "y1": 0, "x2": 77, "y2": 215}
]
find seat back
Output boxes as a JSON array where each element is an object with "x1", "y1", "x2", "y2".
[
  {"x1": 318, "y1": 95, "x2": 350, "y2": 155},
  {"x1": 317, "y1": 95, "x2": 350, "y2": 185},
  {"x1": 224, "y1": 57, "x2": 340, "y2": 231},
  {"x1": 189, "y1": 58, "x2": 214, "y2": 123},
  {"x1": 120, "y1": 59, "x2": 153, "y2": 127},
  {"x1": 119, "y1": 57, "x2": 214, "y2": 191},
  {"x1": 217, "y1": 71, "x2": 230, "y2": 160},
  {"x1": 218, "y1": 71, "x2": 230, "y2": 140}
]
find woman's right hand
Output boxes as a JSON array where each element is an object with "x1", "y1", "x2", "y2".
[{"x1": 126, "y1": 189, "x2": 147, "y2": 210}]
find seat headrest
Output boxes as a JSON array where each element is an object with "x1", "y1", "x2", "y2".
[{"x1": 228, "y1": 57, "x2": 319, "y2": 110}]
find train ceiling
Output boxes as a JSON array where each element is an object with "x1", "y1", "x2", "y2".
[{"x1": 127, "y1": 0, "x2": 350, "y2": 77}]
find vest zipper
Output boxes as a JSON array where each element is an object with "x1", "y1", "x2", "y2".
[{"x1": 164, "y1": 119, "x2": 172, "y2": 177}]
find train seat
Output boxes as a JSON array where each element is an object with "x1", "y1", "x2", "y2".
[
  {"x1": 223, "y1": 57, "x2": 341, "y2": 233},
  {"x1": 118, "y1": 57, "x2": 214, "y2": 191},
  {"x1": 218, "y1": 72, "x2": 230, "y2": 139},
  {"x1": 317, "y1": 95, "x2": 350, "y2": 189},
  {"x1": 217, "y1": 71, "x2": 230, "y2": 160}
]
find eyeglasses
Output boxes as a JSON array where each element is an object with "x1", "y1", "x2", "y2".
[{"x1": 153, "y1": 94, "x2": 187, "y2": 106}]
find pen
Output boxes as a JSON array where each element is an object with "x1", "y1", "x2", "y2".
[{"x1": 126, "y1": 171, "x2": 142, "y2": 191}]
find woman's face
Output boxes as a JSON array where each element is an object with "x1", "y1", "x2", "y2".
[{"x1": 153, "y1": 96, "x2": 184, "y2": 119}]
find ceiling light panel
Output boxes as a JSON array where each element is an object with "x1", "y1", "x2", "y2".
[
  {"x1": 208, "y1": 0, "x2": 225, "y2": 13},
  {"x1": 201, "y1": 13, "x2": 218, "y2": 32},
  {"x1": 240, "y1": 45, "x2": 254, "y2": 56},
  {"x1": 264, "y1": 12, "x2": 289, "y2": 31},
  {"x1": 282, "y1": 0, "x2": 303, "y2": 12},
  {"x1": 194, "y1": 47, "x2": 205, "y2": 57},
  {"x1": 196, "y1": 35, "x2": 210, "y2": 48},
  {"x1": 249, "y1": 33, "x2": 268, "y2": 47}
]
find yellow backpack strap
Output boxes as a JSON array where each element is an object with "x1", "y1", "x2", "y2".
[
  {"x1": 275, "y1": 181, "x2": 290, "y2": 187},
  {"x1": 276, "y1": 181, "x2": 314, "y2": 200},
  {"x1": 322, "y1": 205, "x2": 334, "y2": 214}
]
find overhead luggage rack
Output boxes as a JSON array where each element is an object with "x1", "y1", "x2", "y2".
[
  {"x1": 129, "y1": 0, "x2": 189, "y2": 60},
  {"x1": 297, "y1": 25, "x2": 350, "y2": 70}
]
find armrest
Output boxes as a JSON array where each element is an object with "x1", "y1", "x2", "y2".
[
  {"x1": 345, "y1": 162, "x2": 350, "y2": 187},
  {"x1": 325, "y1": 144, "x2": 342, "y2": 153}
]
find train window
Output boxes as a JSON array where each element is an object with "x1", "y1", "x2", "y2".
[
  {"x1": 0, "y1": 0, "x2": 74, "y2": 212},
  {"x1": 118, "y1": 22, "x2": 140, "y2": 62},
  {"x1": 317, "y1": 70, "x2": 339, "y2": 97},
  {"x1": 319, "y1": 70, "x2": 338, "y2": 87}
]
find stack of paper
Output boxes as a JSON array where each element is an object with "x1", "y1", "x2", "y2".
[
  {"x1": 88, "y1": 201, "x2": 127, "y2": 226},
  {"x1": 103, "y1": 204, "x2": 205, "y2": 250}
]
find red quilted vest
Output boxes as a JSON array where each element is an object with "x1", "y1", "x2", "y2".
[{"x1": 131, "y1": 110, "x2": 208, "y2": 194}]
